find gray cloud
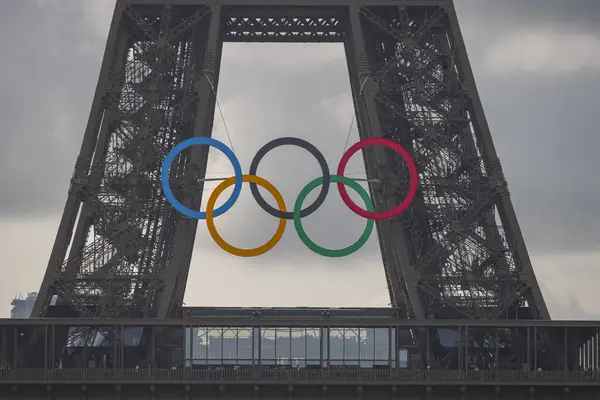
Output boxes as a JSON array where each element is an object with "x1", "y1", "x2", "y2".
[
  {"x1": 0, "y1": 0, "x2": 599, "y2": 315},
  {"x1": 479, "y1": 72, "x2": 600, "y2": 253},
  {"x1": 0, "y1": 1, "x2": 108, "y2": 216},
  {"x1": 456, "y1": 0, "x2": 600, "y2": 33}
]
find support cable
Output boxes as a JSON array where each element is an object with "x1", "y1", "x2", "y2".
[
  {"x1": 194, "y1": 72, "x2": 380, "y2": 216},
  {"x1": 341, "y1": 76, "x2": 370, "y2": 155},
  {"x1": 339, "y1": 76, "x2": 381, "y2": 185},
  {"x1": 204, "y1": 72, "x2": 235, "y2": 152}
]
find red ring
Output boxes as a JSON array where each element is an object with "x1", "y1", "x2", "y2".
[{"x1": 336, "y1": 138, "x2": 418, "y2": 221}]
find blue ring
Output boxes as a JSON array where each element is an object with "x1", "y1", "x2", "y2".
[{"x1": 161, "y1": 137, "x2": 243, "y2": 219}]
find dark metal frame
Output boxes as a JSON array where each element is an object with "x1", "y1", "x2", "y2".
[
  {"x1": 5, "y1": 318, "x2": 600, "y2": 328},
  {"x1": 29, "y1": 0, "x2": 558, "y2": 390},
  {"x1": 3, "y1": 318, "x2": 600, "y2": 370},
  {"x1": 0, "y1": 318, "x2": 599, "y2": 399},
  {"x1": 3, "y1": 318, "x2": 599, "y2": 398}
]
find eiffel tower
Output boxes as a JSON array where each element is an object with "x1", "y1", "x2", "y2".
[{"x1": 29, "y1": 0, "x2": 560, "y2": 377}]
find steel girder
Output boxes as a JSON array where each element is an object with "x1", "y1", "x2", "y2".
[
  {"x1": 33, "y1": 0, "x2": 549, "y2": 331},
  {"x1": 32, "y1": 4, "x2": 221, "y2": 319},
  {"x1": 345, "y1": 5, "x2": 550, "y2": 322},
  {"x1": 344, "y1": 3, "x2": 558, "y2": 369},
  {"x1": 5, "y1": 317, "x2": 600, "y2": 328}
]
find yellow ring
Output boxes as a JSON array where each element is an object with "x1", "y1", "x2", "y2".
[{"x1": 206, "y1": 174, "x2": 287, "y2": 257}]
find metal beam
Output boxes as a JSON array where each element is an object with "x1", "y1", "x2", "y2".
[
  {"x1": 31, "y1": 5, "x2": 128, "y2": 318},
  {"x1": 156, "y1": 5, "x2": 225, "y2": 318},
  {"x1": 5, "y1": 318, "x2": 600, "y2": 328},
  {"x1": 121, "y1": 0, "x2": 451, "y2": 6}
]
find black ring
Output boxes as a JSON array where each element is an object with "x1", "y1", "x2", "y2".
[{"x1": 249, "y1": 137, "x2": 331, "y2": 220}]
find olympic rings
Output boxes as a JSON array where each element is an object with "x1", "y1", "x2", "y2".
[
  {"x1": 249, "y1": 137, "x2": 330, "y2": 220},
  {"x1": 161, "y1": 136, "x2": 419, "y2": 257},
  {"x1": 337, "y1": 138, "x2": 419, "y2": 221},
  {"x1": 162, "y1": 137, "x2": 243, "y2": 219},
  {"x1": 206, "y1": 175, "x2": 287, "y2": 257},
  {"x1": 294, "y1": 175, "x2": 374, "y2": 257}
]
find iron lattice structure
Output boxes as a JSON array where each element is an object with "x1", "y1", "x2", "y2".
[{"x1": 32, "y1": 0, "x2": 553, "y2": 364}]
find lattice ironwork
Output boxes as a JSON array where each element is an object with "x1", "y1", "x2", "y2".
[
  {"x1": 224, "y1": 13, "x2": 345, "y2": 42},
  {"x1": 32, "y1": 4, "x2": 218, "y2": 319},
  {"x1": 32, "y1": 0, "x2": 556, "y2": 370},
  {"x1": 353, "y1": 5, "x2": 549, "y2": 321}
]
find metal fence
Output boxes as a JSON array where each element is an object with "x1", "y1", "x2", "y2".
[{"x1": 0, "y1": 369, "x2": 599, "y2": 384}]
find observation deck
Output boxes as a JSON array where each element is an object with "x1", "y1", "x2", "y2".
[{"x1": 1, "y1": 308, "x2": 599, "y2": 399}]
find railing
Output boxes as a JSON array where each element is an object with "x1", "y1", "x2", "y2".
[{"x1": 0, "y1": 369, "x2": 599, "y2": 384}]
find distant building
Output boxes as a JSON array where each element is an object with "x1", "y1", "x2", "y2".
[{"x1": 10, "y1": 292, "x2": 38, "y2": 318}]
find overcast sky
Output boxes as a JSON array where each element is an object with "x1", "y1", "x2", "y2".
[{"x1": 0, "y1": 0, "x2": 599, "y2": 319}]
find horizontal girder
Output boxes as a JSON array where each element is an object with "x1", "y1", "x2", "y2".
[
  {"x1": 121, "y1": 0, "x2": 451, "y2": 6},
  {"x1": 4, "y1": 318, "x2": 600, "y2": 328},
  {"x1": 2, "y1": 317, "x2": 599, "y2": 385}
]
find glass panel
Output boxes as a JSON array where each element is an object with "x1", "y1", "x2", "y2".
[
  {"x1": 391, "y1": 328, "x2": 396, "y2": 362},
  {"x1": 360, "y1": 328, "x2": 374, "y2": 368},
  {"x1": 185, "y1": 327, "x2": 192, "y2": 366},
  {"x1": 253, "y1": 327, "x2": 259, "y2": 363},
  {"x1": 123, "y1": 327, "x2": 143, "y2": 347},
  {"x1": 276, "y1": 328, "x2": 291, "y2": 366},
  {"x1": 165, "y1": 325, "x2": 401, "y2": 368},
  {"x1": 193, "y1": 328, "x2": 208, "y2": 365},
  {"x1": 398, "y1": 328, "x2": 414, "y2": 346},
  {"x1": 222, "y1": 328, "x2": 237, "y2": 365},
  {"x1": 322, "y1": 328, "x2": 329, "y2": 367},
  {"x1": 207, "y1": 328, "x2": 222, "y2": 363},
  {"x1": 329, "y1": 328, "x2": 344, "y2": 366},
  {"x1": 238, "y1": 328, "x2": 253, "y2": 365},
  {"x1": 344, "y1": 328, "x2": 359, "y2": 366},
  {"x1": 291, "y1": 328, "x2": 306, "y2": 368},
  {"x1": 374, "y1": 328, "x2": 389, "y2": 364},
  {"x1": 261, "y1": 328, "x2": 276, "y2": 365},
  {"x1": 438, "y1": 328, "x2": 459, "y2": 347},
  {"x1": 399, "y1": 348, "x2": 409, "y2": 368},
  {"x1": 307, "y1": 328, "x2": 321, "y2": 366}
]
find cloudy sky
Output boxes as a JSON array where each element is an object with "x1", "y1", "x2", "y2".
[{"x1": 0, "y1": 0, "x2": 598, "y2": 319}]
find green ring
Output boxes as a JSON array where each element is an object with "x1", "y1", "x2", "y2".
[{"x1": 293, "y1": 175, "x2": 374, "y2": 257}]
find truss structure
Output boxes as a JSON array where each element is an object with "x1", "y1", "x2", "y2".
[{"x1": 32, "y1": 0, "x2": 552, "y2": 364}]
